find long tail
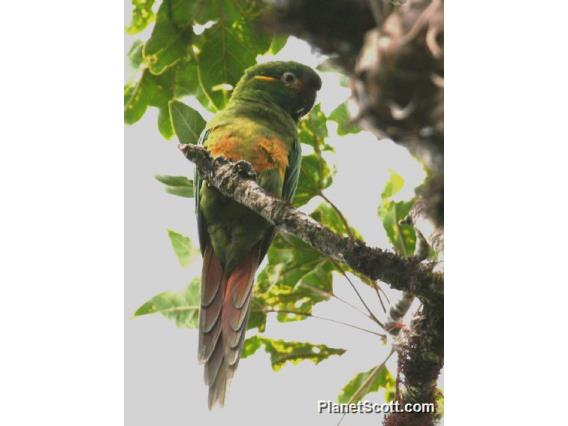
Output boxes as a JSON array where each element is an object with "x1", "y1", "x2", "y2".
[{"x1": 198, "y1": 246, "x2": 259, "y2": 409}]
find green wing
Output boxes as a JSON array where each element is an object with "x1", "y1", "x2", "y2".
[
  {"x1": 257, "y1": 137, "x2": 302, "y2": 259},
  {"x1": 194, "y1": 128, "x2": 210, "y2": 255},
  {"x1": 282, "y1": 137, "x2": 302, "y2": 203}
]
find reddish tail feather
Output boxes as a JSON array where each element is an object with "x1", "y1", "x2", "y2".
[{"x1": 198, "y1": 246, "x2": 259, "y2": 409}]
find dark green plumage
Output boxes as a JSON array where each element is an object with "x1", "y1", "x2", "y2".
[{"x1": 194, "y1": 61, "x2": 321, "y2": 408}]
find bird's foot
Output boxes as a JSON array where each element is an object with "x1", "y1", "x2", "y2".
[
  {"x1": 213, "y1": 156, "x2": 229, "y2": 167},
  {"x1": 234, "y1": 160, "x2": 257, "y2": 179}
]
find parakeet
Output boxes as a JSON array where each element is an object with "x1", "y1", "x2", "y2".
[{"x1": 194, "y1": 61, "x2": 322, "y2": 408}]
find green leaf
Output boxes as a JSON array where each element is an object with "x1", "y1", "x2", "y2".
[
  {"x1": 143, "y1": 0, "x2": 193, "y2": 75},
  {"x1": 158, "y1": 107, "x2": 174, "y2": 139},
  {"x1": 269, "y1": 34, "x2": 288, "y2": 54},
  {"x1": 126, "y1": 0, "x2": 156, "y2": 35},
  {"x1": 378, "y1": 170, "x2": 416, "y2": 257},
  {"x1": 155, "y1": 174, "x2": 195, "y2": 198},
  {"x1": 127, "y1": 40, "x2": 145, "y2": 70},
  {"x1": 381, "y1": 169, "x2": 405, "y2": 199},
  {"x1": 298, "y1": 105, "x2": 332, "y2": 151},
  {"x1": 338, "y1": 365, "x2": 396, "y2": 404},
  {"x1": 241, "y1": 334, "x2": 263, "y2": 358},
  {"x1": 124, "y1": 60, "x2": 199, "y2": 137},
  {"x1": 125, "y1": 0, "x2": 271, "y2": 124},
  {"x1": 191, "y1": 0, "x2": 238, "y2": 24},
  {"x1": 316, "y1": 58, "x2": 343, "y2": 74},
  {"x1": 434, "y1": 388, "x2": 444, "y2": 421},
  {"x1": 246, "y1": 301, "x2": 267, "y2": 332},
  {"x1": 293, "y1": 154, "x2": 334, "y2": 207},
  {"x1": 310, "y1": 202, "x2": 362, "y2": 239},
  {"x1": 169, "y1": 100, "x2": 206, "y2": 145},
  {"x1": 254, "y1": 222, "x2": 339, "y2": 324},
  {"x1": 329, "y1": 102, "x2": 361, "y2": 135},
  {"x1": 193, "y1": 0, "x2": 271, "y2": 109},
  {"x1": 196, "y1": 19, "x2": 257, "y2": 109},
  {"x1": 174, "y1": 60, "x2": 200, "y2": 96},
  {"x1": 124, "y1": 68, "x2": 176, "y2": 138},
  {"x1": 167, "y1": 230, "x2": 198, "y2": 267},
  {"x1": 191, "y1": 0, "x2": 264, "y2": 25},
  {"x1": 155, "y1": 174, "x2": 194, "y2": 187},
  {"x1": 124, "y1": 71, "x2": 152, "y2": 125},
  {"x1": 309, "y1": 204, "x2": 375, "y2": 291},
  {"x1": 134, "y1": 278, "x2": 200, "y2": 328},
  {"x1": 251, "y1": 204, "x2": 365, "y2": 325},
  {"x1": 292, "y1": 106, "x2": 336, "y2": 207},
  {"x1": 378, "y1": 200, "x2": 416, "y2": 257},
  {"x1": 241, "y1": 336, "x2": 345, "y2": 371}
]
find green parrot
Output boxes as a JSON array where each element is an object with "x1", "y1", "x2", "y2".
[{"x1": 195, "y1": 61, "x2": 322, "y2": 408}]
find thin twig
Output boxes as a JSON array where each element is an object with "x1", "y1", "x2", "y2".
[
  {"x1": 259, "y1": 308, "x2": 386, "y2": 339},
  {"x1": 317, "y1": 192, "x2": 387, "y2": 321},
  {"x1": 372, "y1": 280, "x2": 388, "y2": 313},
  {"x1": 378, "y1": 283, "x2": 391, "y2": 305},
  {"x1": 359, "y1": 274, "x2": 389, "y2": 314},
  {"x1": 319, "y1": 192, "x2": 356, "y2": 240},
  {"x1": 296, "y1": 281, "x2": 373, "y2": 321},
  {"x1": 332, "y1": 259, "x2": 385, "y2": 329},
  {"x1": 317, "y1": 192, "x2": 389, "y2": 315}
]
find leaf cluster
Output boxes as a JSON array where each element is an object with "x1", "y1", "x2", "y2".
[
  {"x1": 125, "y1": 0, "x2": 285, "y2": 138},
  {"x1": 241, "y1": 335, "x2": 345, "y2": 371},
  {"x1": 378, "y1": 169, "x2": 417, "y2": 258}
]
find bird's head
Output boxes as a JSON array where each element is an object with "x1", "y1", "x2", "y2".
[{"x1": 231, "y1": 61, "x2": 322, "y2": 121}]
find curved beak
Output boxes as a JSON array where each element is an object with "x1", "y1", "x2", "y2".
[{"x1": 294, "y1": 89, "x2": 317, "y2": 120}]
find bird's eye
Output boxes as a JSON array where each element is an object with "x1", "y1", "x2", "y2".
[{"x1": 281, "y1": 72, "x2": 297, "y2": 85}]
